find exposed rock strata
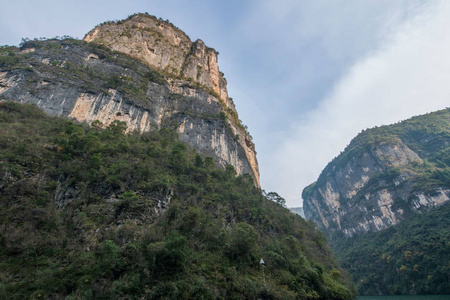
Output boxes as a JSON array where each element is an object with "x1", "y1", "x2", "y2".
[
  {"x1": 303, "y1": 113, "x2": 450, "y2": 237},
  {"x1": 0, "y1": 29, "x2": 259, "y2": 185},
  {"x1": 83, "y1": 14, "x2": 229, "y2": 103}
]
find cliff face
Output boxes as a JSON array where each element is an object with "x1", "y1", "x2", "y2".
[
  {"x1": 303, "y1": 109, "x2": 450, "y2": 237},
  {"x1": 83, "y1": 14, "x2": 230, "y2": 105},
  {"x1": 0, "y1": 14, "x2": 259, "y2": 185}
]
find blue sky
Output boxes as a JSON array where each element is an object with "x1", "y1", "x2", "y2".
[{"x1": 2, "y1": 1, "x2": 449, "y2": 207}]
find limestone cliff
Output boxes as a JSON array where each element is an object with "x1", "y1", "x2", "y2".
[
  {"x1": 0, "y1": 14, "x2": 259, "y2": 185},
  {"x1": 83, "y1": 14, "x2": 230, "y2": 105},
  {"x1": 303, "y1": 109, "x2": 450, "y2": 237}
]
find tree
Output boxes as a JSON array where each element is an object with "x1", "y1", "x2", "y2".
[
  {"x1": 228, "y1": 222, "x2": 258, "y2": 263},
  {"x1": 263, "y1": 191, "x2": 286, "y2": 207},
  {"x1": 107, "y1": 120, "x2": 127, "y2": 135}
]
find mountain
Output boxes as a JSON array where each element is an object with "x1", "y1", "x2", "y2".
[
  {"x1": 0, "y1": 13, "x2": 259, "y2": 186},
  {"x1": 289, "y1": 207, "x2": 305, "y2": 218},
  {"x1": 303, "y1": 108, "x2": 450, "y2": 295},
  {"x1": 0, "y1": 13, "x2": 355, "y2": 299},
  {"x1": 0, "y1": 102, "x2": 354, "y2": 299}
]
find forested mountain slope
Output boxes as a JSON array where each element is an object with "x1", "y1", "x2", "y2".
[
  {"x1": 334, "y1": 201, "x2": 450, "y2": 295},
  {"x1": 0, "y1": 103, "x2": 355, "y2": 299}
]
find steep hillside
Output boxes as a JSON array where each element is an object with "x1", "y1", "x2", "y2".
[
  {"x1": 334, "y1": 201, "x2": 450, "y2": 295},
  {"x1": 0, "y1": 102, "x2": 355, "y2": 299},
  {"x1": 0, "y1": 13, "x2": 259, "y2": 185},
  {"x1": 302, "y1": 108, "x2": 450, "y2": 295}
]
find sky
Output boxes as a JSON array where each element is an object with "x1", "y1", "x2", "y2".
[{"x1": 1, "y1": 0, "x2": 449, "y2": 207}]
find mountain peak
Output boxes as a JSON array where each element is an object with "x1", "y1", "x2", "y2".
[{"x1": 83, "y1": 13, "x2": 229, "y2": 102}]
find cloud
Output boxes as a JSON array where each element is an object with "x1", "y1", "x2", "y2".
[
  {"x1": 263, "y1": 0, "x2": 450, "y2": 207},
  {"x1": 229, "y1": 1, "x2": 436, "y2": 191}
]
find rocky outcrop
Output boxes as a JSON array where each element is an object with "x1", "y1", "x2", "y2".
[
  {"x1": 0, "y1": 17, "x2": 260, "y2": 185},
  {"x1": 83, "y1": 14, "x2": 229, "y2": 103},
  {"x1": 303, "y1": 109, "x2": 450, "y2": 237}
]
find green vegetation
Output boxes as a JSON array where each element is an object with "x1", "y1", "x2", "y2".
[
  {"x1": 333, "y1": 201, "x2": 450, "y2": 295},
  {"x1": 0, "y1": 46, "x2": 32, "y2": 70},
  {"x1": 0, "y1": 103, "x2": 355, "y2": 299},
  {"x1": 98, "y1": 13, "x2": 191, "y2": 42},
  {"x1": 263, "y1": 191, "x2": 286, "y2": 207}
]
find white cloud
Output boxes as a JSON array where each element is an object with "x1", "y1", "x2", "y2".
[{"x1": 263, "y1": 0, "x2": 450, "y2": 207}]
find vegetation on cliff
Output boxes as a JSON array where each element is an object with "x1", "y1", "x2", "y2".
[
  {"x1": 1, "y1": 38, "x2": 166, "y2": 105},
  {"x1": 0, "y1": 102, "x2": 355, "y2": 299},
  {"x1": 333, "y1": 201, "x2": 450, "y2": 295}
]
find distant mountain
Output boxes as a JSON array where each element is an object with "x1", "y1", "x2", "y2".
[
  {"x1": 303, "y1": 108, "x2": 450, "y2": 295},
  {"x1": 289, "y1": 207, "x2": 305, "y2": 218}
]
